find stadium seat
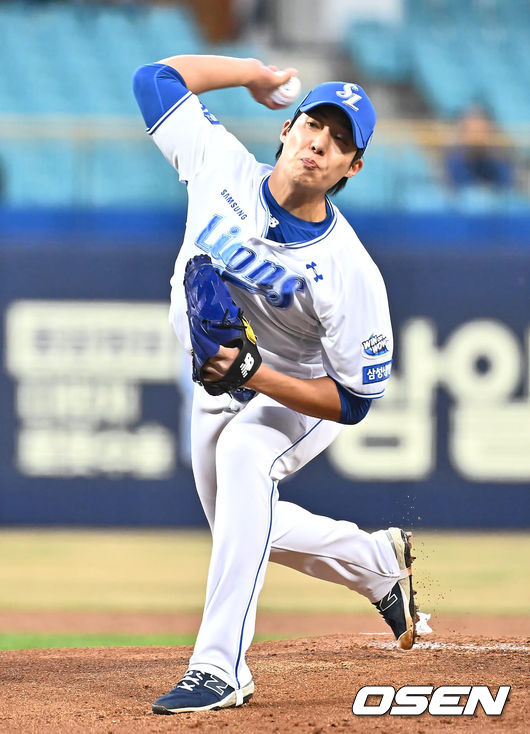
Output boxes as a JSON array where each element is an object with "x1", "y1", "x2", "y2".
[
  {"x1": 0, "y1": 1, "x2": 527, "y2": 211},
  {"x1": 0, "y1": 141, "x2": 76, "y2": 206},
  {"x1": 343, "y1": 20, "x2": 409, "y2": 82},
  {"x1": 344, "y1": 0, "x2": 530, "y2": 129},
  {"x1": 89, "y1": 141, "x2": 186, "y2": 208}
]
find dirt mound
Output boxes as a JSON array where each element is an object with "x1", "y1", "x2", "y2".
[{"x1": 1, "y1": 632, "x2": 528, "y2": 733}]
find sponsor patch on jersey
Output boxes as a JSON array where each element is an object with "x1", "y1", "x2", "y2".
[
  {"x1": 362, "y1": 360, "x2": 392, "y2": 384},
  {"x1": 362, "y1": 333, "x2": 389, "y2": 357},
  {"x1": 200, "y1": 103, "x2": 220, "y2": 125},
  {"x1": 220, "y1": 189, "x2": 247, "y2": 220}
]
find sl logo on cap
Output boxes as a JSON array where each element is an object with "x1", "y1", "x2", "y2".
[{"x1": 336, "y1": 83, "x2": 362, "y2": 111}]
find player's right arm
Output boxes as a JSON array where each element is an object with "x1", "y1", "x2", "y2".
[
  {"x1": 132, "y1": 55, "x2": 295, "y2": 181},
  {"x1": 156, "y1": 54, "x2": 296, "y2": 108}
]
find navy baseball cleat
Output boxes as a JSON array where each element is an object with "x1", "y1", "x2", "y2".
[
  {"x1": 373, "y1": 528, "x2": 418, "y2": 650},
  {"x1": 152, "y1": 669, "x2": 254, "y2": 714}
]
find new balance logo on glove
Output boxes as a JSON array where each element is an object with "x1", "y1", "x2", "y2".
[{"x1": 240, "y1": 353, "x2": 255, "y2": 378}]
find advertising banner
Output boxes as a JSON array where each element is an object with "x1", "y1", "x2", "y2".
[{"x1": 1, "y1": 216, "x2": 528, "y2": 527}]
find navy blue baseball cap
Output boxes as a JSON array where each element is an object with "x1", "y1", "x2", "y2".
[{"x1": 295, "y1": 82, "x2": 376, "y2": 149}]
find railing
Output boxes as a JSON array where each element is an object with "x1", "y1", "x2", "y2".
[
  {"x1": 1, "y1": 115, "x2": 528, "y2": 146},
  {"x1": 0, "y1": 116, "x2": 528, "y2": 209}
]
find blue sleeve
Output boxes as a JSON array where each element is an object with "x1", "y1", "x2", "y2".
[
  {"x1": 133, "y1": 63, "x2": 190, "y2": 129},
  {"x1": 331, "y1": 378, "x2": 372, "y2": 425}
]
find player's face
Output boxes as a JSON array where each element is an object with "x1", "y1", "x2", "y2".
[{"x1": 279, "y1": 106, "x2": 363, "y2": 193}]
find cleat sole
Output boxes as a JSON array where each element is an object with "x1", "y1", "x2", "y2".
[
  {"x1": 152, "y1": 684, "x2": 253, "y2": 715},
  {"x1": 376, "y1": 529, "x2": 419, "y2": 651},
  {"x1": 398, "y1": 530, "x2": 417, "y2": 650},
  {"x1": 406, "y1": 532, "x2": 419, "y2": 647}
]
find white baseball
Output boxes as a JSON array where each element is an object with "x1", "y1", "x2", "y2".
[{"x1": 269, "y1": 75, "x2": 302, "y2": 107}]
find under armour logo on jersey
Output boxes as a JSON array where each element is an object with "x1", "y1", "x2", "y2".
[
  {"x1": 269, "y1": 214, "x2": 279, "y2": 228},
  {"x1": 306, "y1": 262, "x2": 323, "y2": 282},
  {"x1": 240, "y1": 353, "x2": 255, "y2": 378}
]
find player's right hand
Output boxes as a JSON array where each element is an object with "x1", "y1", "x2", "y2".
[
  {"x1": 245, "y1": 62, "x2": 298, "y2": 110},
  {"x1": 202, "y1": 345, "x2": 240, "y2": 383}
]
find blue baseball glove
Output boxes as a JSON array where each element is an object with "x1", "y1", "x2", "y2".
[{"x1": 183, "y1": 254, "x2": 262, "y2": 396}]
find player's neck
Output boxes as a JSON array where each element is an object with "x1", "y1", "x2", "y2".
[{"x1": 267, "y1": 171, "x2": 328, "y2": 222}]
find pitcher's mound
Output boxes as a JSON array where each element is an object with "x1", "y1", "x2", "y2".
[{"x1": 0, "y1": 633, "x2": 527, "y2": 732}]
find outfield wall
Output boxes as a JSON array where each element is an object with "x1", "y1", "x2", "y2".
[{"x1": 1, "y1": 210, "x2": 529, "y2": 528}]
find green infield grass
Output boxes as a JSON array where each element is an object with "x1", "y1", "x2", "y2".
[
  {"x1": 0, "y1": 632, "x2": 195, "y2": 650},
  {"x1": 0, "y1": 529, "x2": 528, "y2": 645},
  {"x1": 0, "y1": 632, "x2": 286, "y2": 651}
]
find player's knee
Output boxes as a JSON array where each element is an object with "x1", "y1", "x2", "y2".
[{"x1": 215, "y1": 422, "x2": 272, "y2": 476}]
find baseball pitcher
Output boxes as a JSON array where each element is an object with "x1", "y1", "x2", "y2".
[{"x1": 133, "y1": 53, "x2": 418, "y2": 714}]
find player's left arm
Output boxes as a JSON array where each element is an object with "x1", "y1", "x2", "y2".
[
  {"x1": 203, "y1": 255, "x2": 391, "y2": 423},
  {"x1": 203, "y1": 348, "x2": 370, "y2": 424}
]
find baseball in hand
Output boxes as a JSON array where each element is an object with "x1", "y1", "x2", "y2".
[{"x1": 270, "y1": 75, "x2": 302, "y2": 107}]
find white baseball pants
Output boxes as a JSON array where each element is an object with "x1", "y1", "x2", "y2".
[{"x1": 187, "y1": 387, "x2": 401, "y2": 690}]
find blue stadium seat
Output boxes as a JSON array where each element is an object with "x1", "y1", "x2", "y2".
[
  {"x1": 344, "y1": 0, "x2": 530, "y2": 132},
  {"x1": 343, "y1": 20, "x2": 409, "y2": 82},
  {"x1": 400, "y1": 181, "x2": 451, "y2": 212},
  {"x1": 89, "y1": 141, "x2": 186, "y2": 208},
  {"x1": 0, "y1": 141, "x2": 76, "y2": 206},
  {"x1": 0, "y1": 1, "x2": 527, "y2": 211},
  {"x1": 333, "y1": 147, "x2": 396, "y2": 210},
  {"x1": 0, "y1": 3, "x2": 206, "y2": 116}
]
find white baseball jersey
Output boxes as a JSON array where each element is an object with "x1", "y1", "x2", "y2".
[
  {"x1": 149, "y1": 85, "x2": 393, "y2": 399},
  {"x1": 135, "y1": 66, "x2": 405, "y2": 695}
]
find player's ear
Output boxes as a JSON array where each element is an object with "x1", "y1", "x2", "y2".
[
  {"x1": 345, "y1": 158, "x2": 363, "y2": 179},
  {"x1": 279, "y1": 120, "x2": 291, "y2": 143}
]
